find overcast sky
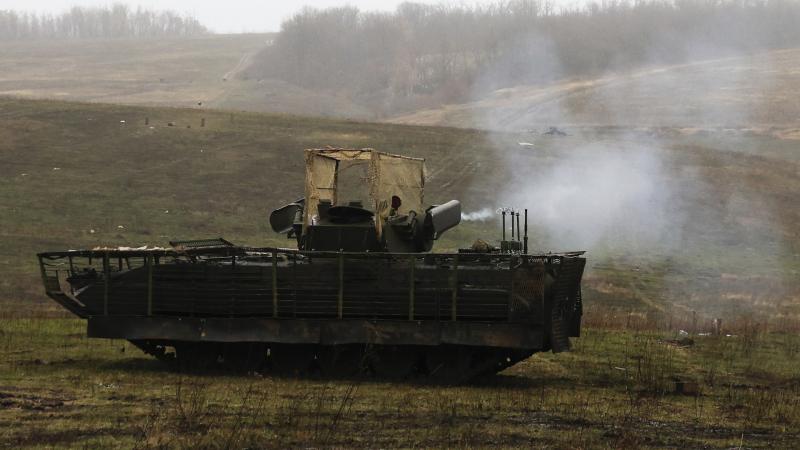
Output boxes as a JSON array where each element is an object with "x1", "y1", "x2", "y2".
[{"x1": 2, "y1": 1, "x2": 578, "y2": 34}]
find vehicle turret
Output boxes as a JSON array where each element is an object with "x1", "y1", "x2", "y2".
[{"x1": 269, "y1": 148, "x2": 461, "y2": 252}]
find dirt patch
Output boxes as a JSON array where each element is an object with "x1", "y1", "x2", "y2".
[{"x1": 774, "y1": 128, "x2": 800, "y2": 140}]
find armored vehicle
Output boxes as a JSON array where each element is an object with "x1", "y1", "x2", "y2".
[{"x1": 37, "y1": 148, "x2": 585, "y2": 382}]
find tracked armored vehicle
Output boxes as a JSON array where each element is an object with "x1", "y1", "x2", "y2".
[{"x1": 38, "y1": 148, "x2": 585, "y2": 382}]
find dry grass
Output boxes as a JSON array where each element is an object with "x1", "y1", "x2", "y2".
[
  {"x1": 0, "y1": 35, "x2": 373, "y2": 119},
  {"x1": 0, "y1": 316, "x2": 798, "y2": 448},
  {"x1": 0, "y1": 35, "x2": 267, "y2": 108}
]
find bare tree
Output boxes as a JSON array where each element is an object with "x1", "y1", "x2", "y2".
[
  {"x1": 0, "y1": 3, "x2": 208, "y2": 40},
  {"x1": 244, "y1": 0, "x2": 800, "y2": 117}
]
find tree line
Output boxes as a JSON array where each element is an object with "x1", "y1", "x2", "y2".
[
  {"x1": 0, "y1": 4, "x2": 208, "y2": 40},
  {"x1": 244, "y1": 0, "x2": 800, "y2": 116}
]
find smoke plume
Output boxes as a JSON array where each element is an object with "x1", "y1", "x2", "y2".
[
  {"x1": 467, "y1": 20, "x2": 797, "y2": 318},
  {"x1": 461, "y1": 208, "x2": 495, "y2": 222}
]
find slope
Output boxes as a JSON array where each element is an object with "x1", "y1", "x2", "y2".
[
  {"x1": 0, "y1": 35, "x2": 371, "y2": 118},
  {"x1": 390, "y1": 48, "x2": 800, "y2": 133}
]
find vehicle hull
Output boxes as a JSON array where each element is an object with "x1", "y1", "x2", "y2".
[{"x1": 38, "y1": 246, "x2": 585, "y2": 381}]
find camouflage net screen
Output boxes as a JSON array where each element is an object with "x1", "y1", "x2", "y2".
[{"x1": 302, "y1": 149, "x2": 425, "y2": 232}]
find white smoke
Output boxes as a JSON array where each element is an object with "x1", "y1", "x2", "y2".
[
  {"x1": 501, "y1": 139, "x2": 678, "y2": 252},
  {"x1": 468, "y1": 32, "x2": 681, "y2": 252},
  {"x1": 462, "y1": 22, "x2": 799, "y2": 320},
  {"x1": 461, "y1": 207, "x2": 494, "y2": 222}
]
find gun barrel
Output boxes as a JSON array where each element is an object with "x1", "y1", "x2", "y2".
[{"x1": 428, "y1": 200, "x2": 461, "y2": 237}]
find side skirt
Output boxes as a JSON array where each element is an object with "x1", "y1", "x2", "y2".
[{"x1": 87, "y1": 316, "x2": 543, "y2": 349}]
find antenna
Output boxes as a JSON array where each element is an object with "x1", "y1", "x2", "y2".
[
  {"x1": 511, "y1": 209, "x2": 515, "y2": 241},
  {"x1": 501, "y1": 209, "x2": 506, "y2": 241},
  {"x1": 524, "y1": 209, "x2": 528, "y2": 254}
]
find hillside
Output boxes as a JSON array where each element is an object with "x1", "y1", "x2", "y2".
[
  {"x1": 1, "y1": 98, "x2": 797, "y2": 323},
  {"x1": 390, "y1": 48, "x2": 800, "y2": 133},
  {"x1": 0, "y1": 35, "x2": 262, "y2": 108},
  {"x1": 0, "y1": 35, "x2": 375, "y2": 119},
  {"x1": 4, "y1": 35, "x2": 800, "y2": 133}
]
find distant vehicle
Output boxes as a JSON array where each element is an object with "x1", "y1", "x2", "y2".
[
  {"x1": 543, "y1": 126, "x2": 568, "y2": 136},
  {"x1": 37, "y1": 148, "x2": 585, "y2": 382}
]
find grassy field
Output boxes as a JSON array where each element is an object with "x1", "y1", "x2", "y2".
[
  {"x1": 0, "y1": 35, "x2": 266, "y2": 108},
  {"x1": 0, "y1": 35, "x2": 372, "y2": 120},
  {"x1": 0, "y1": 96, "x2": 798, "y2": 447},
  {"x1": 0, "y1": 318, "x2": 797, "y2": 448}
]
